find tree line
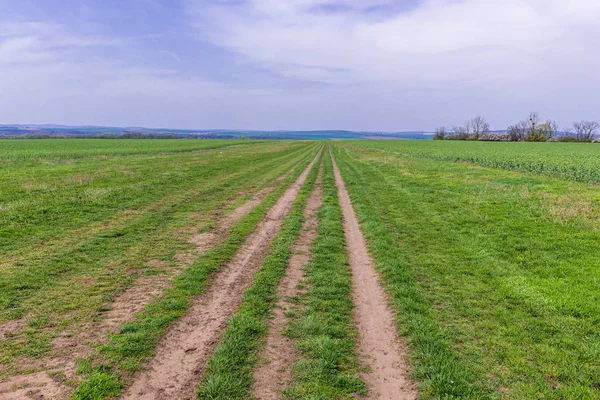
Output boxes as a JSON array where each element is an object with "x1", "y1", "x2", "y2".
[{"x1": 434, "y1": 113, "x2": 600, "y2": 142}]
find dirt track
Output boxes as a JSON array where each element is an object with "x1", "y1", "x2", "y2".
[
  {"x1": 122, "y1": 152, "x2": 320, "y2": 400},
  {"x1": 0, "y1": 148, "x2": 419, "y2": 400},
  {"x1": 0, "y1": 168, "x2": 295, "y2": 400},
  {"x1": 252, "y1": 163, "x2": 323, "y2": 399},
  {"x1": 98, "y1": 166, "x2": 296, "y2": 338},
  {"x1": 331, "y1": 151, "x2": 417, "y2": 400}
]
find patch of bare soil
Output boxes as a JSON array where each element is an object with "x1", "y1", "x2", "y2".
[
  {"x1": 122, "y1": 153, "x2": 320, "y2": 400},
  {"x1": 252, "y1": 164, "x2": 323, "y2": 399},
  {"x1": 331, "y1": 151, "x2": 417, "y2": 400},
  {"x1": 0, "y1": 167, "x2": 298, "y2": 400},
  {"x1": 226, "y1": 167, "x2": 294, "y2": 225},
  {"x1": 0, "y1": 372, "x2": 69, "y2": 400},
  {"x1": 0, "y1": 319, "x2": 25, "y2": 341}
]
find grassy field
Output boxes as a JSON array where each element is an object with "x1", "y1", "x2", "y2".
[
  {"x1": 0, "y1": 139, "x2": 317, "y2": 380},
  {"x1": 356, "y1": 140, "x2": 600, "y2": 182},
  {"x1": 0, "y1": 138, "x2": 254, "y2": 160},
  {"x1": 333, "y1": 141, "x2": 600, "y2": 399},
  {"x1": 1, "y1": 139, "x2": 599, "y2": 399}
]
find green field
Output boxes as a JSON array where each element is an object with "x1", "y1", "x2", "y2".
[
  {"x1": 1, "y1": 139, "x2": 599, "y2": 399},
  {"x1": 0, "y1": 138, "x2": 255, "y2": 160},
  {"x1": 0, "y1": 140, "x2": 317, "y2": 375},
  {"x1": 356, "y1": 140, "x2": 600, "y2": 182},
  {"x1": 333, "y1": 141, "x2": 600, "y2": 399}
]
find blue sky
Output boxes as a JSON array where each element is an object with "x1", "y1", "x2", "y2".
[{"x1": 1, "y1": 0, "x2": 599, "y2": 131}]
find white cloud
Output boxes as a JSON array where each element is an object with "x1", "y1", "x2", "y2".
[
  {"x1": 186, "y1": 0, "x2": 600, "y2": 88},
  {"x1": 175, "y1": 0, "x2": 600, "y2": 129},
  {"x1": 0, "y1": 18, "x2": 233, "y2": 128},
  {"x1": 1, "y1": 1, "x2": 600, "y2": 130}
]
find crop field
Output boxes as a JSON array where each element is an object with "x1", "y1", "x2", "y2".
[
  {"x1": 1, "y1": 139, "x2": 599, "y2": 399},
  {"x1": 357, "y1": 140, "x2": 600, "y2": 182}
]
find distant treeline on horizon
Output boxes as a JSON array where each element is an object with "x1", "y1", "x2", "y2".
[
  {"x1": 0, "y1": 125, "x2": 432, "y2": 140},
  {"x1": 435, "y1": 113, "x2": 600, "y2": 143}
]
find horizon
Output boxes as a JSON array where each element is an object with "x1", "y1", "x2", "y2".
[
  {"x1": 0, "y1": 122, "x2": 433, "y2": 134},
  {"x1": 2, "y1": 1, "x2": 600, "y2": 131}
]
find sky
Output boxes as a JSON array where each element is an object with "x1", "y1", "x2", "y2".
[{"x1": 1, "y1": 0, "x2": 600, "y2": 131}]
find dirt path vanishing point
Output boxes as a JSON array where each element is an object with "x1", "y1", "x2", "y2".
[
  {"x1": 0, "y1": 168, "x2": 296, "y2": 400},
  {"x1": 252, "y1": 163, "x2": 323, "y2": 399},
  {"x1": 330, "y1": 150, "x2": 417, "y2": 400},
  {"x1": 123, "y1": 151, "x2": 321, "y2": 400}
]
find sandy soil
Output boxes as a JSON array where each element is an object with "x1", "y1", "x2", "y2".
[
  {"x1": 0, "y1": 374, "x2": 68, "y2": 400},
  {"x1": 330, "y1": 150, "x2": 417, "y2": 400},
  {"x1": 0, "y1": 168, "x2": 296, "y2": 400},
  {"x1": 252, "y1": 163, "x2": 323, "y2": 399},
  {"x1": 122, "y1": 152, "x2": 320, "y2": 400}
]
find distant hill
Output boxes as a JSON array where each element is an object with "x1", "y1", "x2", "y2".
[{"x1": 0, "y1": 124, "x2": 433, "y2": 140}]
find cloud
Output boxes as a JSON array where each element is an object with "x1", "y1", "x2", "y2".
[
  {"x1": 0, "y1": 20, "x2": 125, "y2": 67},
  {"x1": 1, "y1": 0, "x2": 600, "y2": 130},
  {"x1": 0, "y1": 15, "x2": 232, "y2": 127},
  {"x1": 186, "y1": 0, "x2": 600, "y2": 87},
  {"x1": 175, "y1": 0, "x2": 600, "y2": 129}
]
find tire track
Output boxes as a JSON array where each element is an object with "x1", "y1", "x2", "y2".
[
  {"x1": 330, "y1": 150, "x2": 417, "y2": 400},
  {"x1": 252, "y1": 163, "x2": 323, "y2": 399},
  {"x1": 0, "y1": 168, "x2": 296, "y2": 400},
  {"x1": 122, "y1": 151, "x2": 321, "y2": 400},
  {"x1": 97, "y1": 164, "x2": 296, "y2": 338}
]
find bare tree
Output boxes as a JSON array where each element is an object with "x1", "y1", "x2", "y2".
[
  {"x1": 451, "y1": 125, "x2": 470, "y2": 140},
  {"x1": 528, "y1": 112, "x2": 540, "y2": 126},
  {"x1": 562, "y1": 126, "x2": 574, "y2": 139},
  {"x1": 434, "y1": 126, "x2": 447, "y2": 140},
  {"x1": 507, "y1": 121, "x2": 527, "y2": 141},
  {"x1": 508, "y1": 112, "x2": 553, "y2": 142},
  {"x1": 468, "y1": 116, "x2": 490, "y2": 140},
  {"x1": 548, "y1": 120, "x2": 559, "y2": 138},
  {"x1": 506, "y1": 125, "x2": 520, "y2": 141},
  {"x1": 537, "y1": 120, "x2": 559, "y2": 140},
  {"x1": 526, "y1": 112, "x2": 544, "y2": 141},
  {"x1": 573, "y1": 121, "x2": 600, "y2": 142}
]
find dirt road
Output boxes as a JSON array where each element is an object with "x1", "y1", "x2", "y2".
[
  {"x1": 331, "y1": 150, "x2": 416, "y2": 400},
  {"x1": 122, "y1": 152, "x2": 321, "y2": 400},
  {"x1": 252, "y1": 163, "x2": 323, "y2": 399}
]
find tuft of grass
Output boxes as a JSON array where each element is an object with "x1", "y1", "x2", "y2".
[
  {"x1": 196, "y1": 148, "x2": 323, "y2": 399},
  {"x1": 72, "y1": 371, "x2": 121, "y2": 399},
  {"x1": 283, "y1": 146, "x2": 365, "y2": 399},
  {"x1": 70, "y1": 146, "x2": 321, "y2": 399}
]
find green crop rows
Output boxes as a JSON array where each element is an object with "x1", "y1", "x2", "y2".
[{"x1": 356, "y1": 140, "x2": 600, "y2": 182}]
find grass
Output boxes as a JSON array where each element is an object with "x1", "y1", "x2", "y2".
[
  {"x1": 0, "y1": 138, "x2": 255, "y2": 160},
  {"x1": 196, "y1": 148, "x2": 322, "y2": 399},
  {"x1": 332, "y1": 142, "x2": 600, "y2": 399},
  {"x1": 5, "y1": 138, "x2": 600, "y2": 400},
  {"x1": 0, "y1": 140, "x2": 317, "y2": 378},
  {"x1": 283, "y1": 146, "x2": 365, "y2": 399},
  {"x1": 0, "y1": 141, "x2": 286, "y2": 255},
  {"x1": 355, "y1": 140, "x2": 600, "y2": 182},
  {"x1": 70, "y1": 146, "x2": 320, "y2": 398}
]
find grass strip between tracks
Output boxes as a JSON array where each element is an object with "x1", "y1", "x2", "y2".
[
  {"x1": 283, "y1": 146, "x2": 365, "y2": 399},
  {"x1": 331, "y1": 144, "x2": 490, "y2": 399},
  {"x1": 196, "y1": 150, "x2": 323, "y2": 399},
  {"x1": 71, "y1": 145, "x2": 320, "y2": 399}
]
